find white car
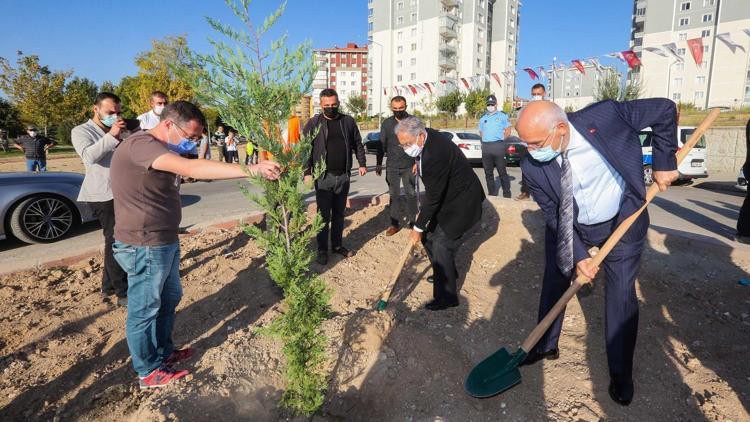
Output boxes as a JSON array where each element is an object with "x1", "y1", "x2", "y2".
[
  {"x1": 639, "y1": 126, "x2": 708, "y2": 185},
  {"x1": 445, "y1": 131, "x2": 482, "y2": 163}
]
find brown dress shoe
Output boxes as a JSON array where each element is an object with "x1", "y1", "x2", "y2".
[
  {"x1": 515, "y1": 192, "x2": 530, "y2": 201},
  {"x1": 385, "y1": 226, "x2": 401, "y2": 236}
]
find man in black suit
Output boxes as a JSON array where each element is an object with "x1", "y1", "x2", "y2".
[{"x1": 395, "y1": 117, "x2": 486, "y2": 311}]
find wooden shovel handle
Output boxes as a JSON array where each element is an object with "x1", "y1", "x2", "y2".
[
  {"x1": 521, "y1": 107, "x2": 721, "y2": 353},
  {"x1": 380, "y1": 239, "x2": 417, "y2": 302}
]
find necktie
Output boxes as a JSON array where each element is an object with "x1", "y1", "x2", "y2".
[{"x1": 557, "y1": 150, "x2": 574, "y2": 276}]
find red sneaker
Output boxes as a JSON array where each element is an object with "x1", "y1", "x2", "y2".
[
  {"x1": 164, "y1": 347, "x2": 196, "y2": 366},
  {"x1": 138, "y1": 365, "x2": 189, "y2": 389}
]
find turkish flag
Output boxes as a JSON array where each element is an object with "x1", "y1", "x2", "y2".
[
  {"x1": 408, "y1": 85, "x2": 417, "y2": 95},
  {"x1": 460, "y1": 77, "x2": 470, "y2": 89},
  {"x1": 491, "y1": 72, "x2": 502, "y2": 86},
  {"x1": 523, "y1": 68, "x2": 539, "y2": 80},
  {"x1": 687, "y1": 37, "x2": 704, "y2": 67},
  {"x1": 620, "y1": 50, "x2": 642, "y2": 69},
  {"x1": 571, "y1": 60, "x2": 586, "y2": 74},
  {"x1": 424, "y1": 83, "x2": 432, "y2": 94}
]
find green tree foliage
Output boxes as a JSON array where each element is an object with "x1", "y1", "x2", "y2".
[
  {"x1": 55, "y1": 77, "x2": 98, "y2": 144},
  {"x1": 177, "y1": 0, "x2": 329, "y2": 415},
  {"x1": 345, "y1": 94, "x2": 367, "y2": 120},
  {"x1": 464, "y1": 88, "x2": 492, "y2": 118},
  {"x1": 593, "y1": 72, "x2": 643, "y2": 102},
  {"x1": 0, "y1": 98, "x2": 24, "y2": 138},
  {"x1": 436, "y1": 89, "x2": 464, "y2": 115},
  {"x1": 117, "y1": 36, "x2": 195, "y2": 116},
  {"x1": 0, "y1": 54, "x2": 71, "y2": 136}
]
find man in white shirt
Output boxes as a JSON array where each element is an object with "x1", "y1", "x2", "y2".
[{"x1": 137, "y1": 91, "x2": 168, "y2": 130}]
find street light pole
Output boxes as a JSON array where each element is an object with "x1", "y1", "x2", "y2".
[{"x1": 369, "y1": 40, "x2": 384, "y2": 127}]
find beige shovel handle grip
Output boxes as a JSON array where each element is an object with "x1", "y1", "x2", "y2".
[
  {"x1": 521, "y1": 107, "x2": 721, "y2": 353},
  {"x1": 380, "y1": 239, "x2": 417, "y2": 303}
]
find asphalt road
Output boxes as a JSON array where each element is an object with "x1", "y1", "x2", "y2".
[{"x1": 0, "y1": 153, "x2": 747, "y2": 275}]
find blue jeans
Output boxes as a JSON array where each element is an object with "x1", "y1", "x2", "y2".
[
  {"x1": 26, "y1": 159, "x2": 46, "y2": 172},
  {"x1": 113, "y1": 240, "x2": 182, "y2": 377}
]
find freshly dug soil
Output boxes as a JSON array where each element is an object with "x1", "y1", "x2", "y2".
[{"x1": 1, "y1": 200, "x2": 749, "y2": 421}]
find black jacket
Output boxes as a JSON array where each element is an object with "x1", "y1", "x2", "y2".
[
  {"x1": 416, "y1": 128, "x2": 485, "y2": 238},
  {"x1": 303, "y1": 113, "x2": 367, "y2": 177},
  {"x1": 376, "y1": 114, "x2": 416, "y2": 169}
]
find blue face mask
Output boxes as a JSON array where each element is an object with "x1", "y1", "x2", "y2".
[
  {"x1": 528, "y1": 128, "x2": 562, "y2": 162},
  {"x1": 101, "y1": 113, "x2": 118, "y2": 128},
  {"x1": 167, "y1": 139, "x2": 197, "y2": 155}
]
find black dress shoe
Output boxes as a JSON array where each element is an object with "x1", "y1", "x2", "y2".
[
  {"x1": 609, "y1": 377, "x2": 634, "y2": 406},
  {"x1": 332, "y1": 246, "x2": 354, "y2": 258},
  {"x1": 425, "y1": 298, "x2": 459, "y2": 311},
  {"x1": 316, "y1": 251, "x2": 328, "y2": 265},
  {"x1": 519, "y1": 348, "x2": 560, "y2": 367},
  {"x1": 426, "y1": 276, "x2": 434, "y2": 284}
]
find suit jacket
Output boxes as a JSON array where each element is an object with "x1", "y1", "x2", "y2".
[
  {"x1": 302, "y1": 113, "x2": 367, "y2": 177},
  {"x1": 416, "y1": 128, "x2": 485, "y2": 238},
  {"x1": 520, "y1": 98, "x2": 678, "y2": 264}
]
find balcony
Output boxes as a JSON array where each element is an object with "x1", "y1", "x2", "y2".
[
  {"x1": 441, "y1": 0, "x2": 459, "y2": 8},
  {"x1": 438, "y1": 54, "x2": 457, "y2": 70},
  {"x1": 439, "y1": 41, "x2": 457, "y2": 55},
  {"x1": 439, "y1": 16, "x2": 458, "y2": 39}
]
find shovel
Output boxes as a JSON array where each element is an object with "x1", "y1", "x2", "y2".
[
  {"x1": 465, "y1": 107, "x2": 722, "y2": 398},
  {"x1": 376, "y1": 238, "x2": 419, "y2": 311}
]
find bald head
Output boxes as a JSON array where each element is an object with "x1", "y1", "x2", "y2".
[{"x1": 515, "y1": 101, "x2": 570, "y2": 152}]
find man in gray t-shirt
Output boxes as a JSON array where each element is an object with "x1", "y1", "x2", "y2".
[{"x1": 111, "y1": 101, "x2": 281, "y2": 389}]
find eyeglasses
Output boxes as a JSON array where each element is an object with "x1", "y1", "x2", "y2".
[
  {"x1": 522, "y1": 127, "x2": 556, "y2": 151},
  {"x1": 170, "y1": 121, "x2": 203, "y2": 142}
]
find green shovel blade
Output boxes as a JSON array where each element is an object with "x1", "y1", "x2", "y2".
[
  {"x1": 376, "y1": 299, "x2": 387, "y2": 311},
  {"x1": 465, "y1": 347, "x2": 527, "y2": 398}
]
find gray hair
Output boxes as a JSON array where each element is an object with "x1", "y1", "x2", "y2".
[
  {"x1": 394, "y1": 116, "x2": 427, "y2": 139},
  {"x1": 517, "y1": 101, "x2": 568, "y2": 131}
]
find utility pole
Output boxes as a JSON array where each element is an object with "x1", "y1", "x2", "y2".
[
  {"x1": 369, "y1": 40, "x2": 384, "y2": 126},
  {"x1": 705, "y1": 0, "x2": 721, "y2": 109}
]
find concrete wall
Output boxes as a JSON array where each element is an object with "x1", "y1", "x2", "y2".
[{"x1": 705, "y1": 126, "x2": 747, "y2": 174}]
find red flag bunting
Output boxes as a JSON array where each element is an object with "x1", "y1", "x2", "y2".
[
  {"x1": 491, "y1": 72, "x2": 502, "y2": 86},
  {"x1": 523, "y1": 68, "x2": 539, "y2": 80},
  {"x1": 408, "y1": 85, "x2": 417, "y2": 95},
  {"x1": 571, "y1": 60, "x2": 586, "y2": 74},
  {"x1": 383, "y1": 88, "x2": 387, "y2": 96},
  {"x1": 686, "y1": 37, "x2": 704, "y2": 67},
  {"x1": 460, "y1": 78, "x2": 470, "y2": 89},
  {"x1": 424, "y1": 83, "x2": 432, "y2": 94},
  {"x1": 620, "y1": 50, "x2": 641, "y2": 69}
]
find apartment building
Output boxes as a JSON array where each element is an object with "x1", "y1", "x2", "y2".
[
  {"x1": 546, "y1": 64, "x2": 620, "y2": 111},
  {"x1": 312, "y1": 43, "x2": 369, "y2": 114}
]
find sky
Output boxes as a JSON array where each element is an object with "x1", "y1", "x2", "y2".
[{"x1": 0, "y1": 0, "x2": 634, "y2": 100}]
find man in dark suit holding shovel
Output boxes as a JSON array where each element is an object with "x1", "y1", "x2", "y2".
[
  {"x1": 395, "y1": 116, "x2": 485, "y2": 311},
  {"x1": 515, "y1": 99, "x2": 679, "y2": 405}
]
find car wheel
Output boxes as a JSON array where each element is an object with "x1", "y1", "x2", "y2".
[
  {"x1": 643, "y1": 165, "x2": 654, "y2": 186},
  {"x1": 9, "y1": 196, "x2": 77, "y2": 244}
]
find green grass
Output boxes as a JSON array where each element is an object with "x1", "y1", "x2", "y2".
[{"x1": 0, "y1": 145, "x2": 78, "y2": 160}]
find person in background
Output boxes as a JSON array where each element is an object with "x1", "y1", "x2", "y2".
[
  {"x1": 111, "y1": 100, "x2": 281, "y2": 389},
  {"x1": 376, "y1": 95, "x2": 417, "y2": 236},
  {"x1": 245, "y1": 136, "x2": 259, "y2": 165},
  {"x1": 225, "y1": 129, "x2": 239, "y2": 163},
  {"x1": 515, "y1": 83, "x2": 548, "y2": 201},
  {"x1": 478, "y1": 95, "x2": 512, "y2": 198},
  {"x1": 213, "y1": 125, "x2": 227, "y2": 162},
  {"x1": 0, "y1": 130, "x2": 9, "y2": 153},
  {"x1": 72, "y1": 92, "x2": 129, "y2": 306},
  {"x1": 286, "y1": 106, "x2": 302, "y2": 145},
  {"x1": 137, "y1": 91, "x2": 168, "y2": 130},
  {"x1": 303, "y1": 88, "x2": 367, "y2": 265},
  {"x1": 14, "y1": 124, "x2": 56, "y2": 172},
  {"x1": 198, "y1": 129, "x2": 212, "y2": 160},
  {"x1": 736, "y1": 118, "x2": 750, "y2": 244}
]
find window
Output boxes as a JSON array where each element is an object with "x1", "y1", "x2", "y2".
[
  {"x1": 703, "y1": 45, "x2": 709, "y2": 53},
  {"x1": 477, "y1": 58, "x2": 482, "y2": 68},
  {"x1": 368, "y1": 8, "x2": 373, "y2": 16},
  {"x1": 701, "y1": 29, "x2": 711, "y2": 37},
  {"x1": 701, "y1": 60, "x2": 708, "y2": 67},
  {"x1": 411, "y1": 28, "x2": 417, "y2": 37},
  {"x1": 694, "y1": 91, "x2": 704, "y2": 101},
  {"x1": 510, "y1": 5, "x2": 515, "y2": 14},
  {"x1": 703, "y1": 14, "x2": 712, "y2": 22},
  {"x1": 397, "y1": 75, "x2": 403, "y2": 82},
  {"x1": 510, "y1": 18, "x2": 515, "y2": 28},
  {"x1": 478, "y1": 12, "x2": 484, "y2": 24},
  {"x1": 478, "y1": 28, "x2": 484, "y2": 39},
  {"x1": 410, "y1": 0, "x2": 417, "y2": 5},
  {"x1": 410, "y1": 72, "x2": 416, "y2": 80},
  {"x1": 677, "y1": 48, "x2": 686, "y2": 56},
  {"x1": 703, "y1": 0, "x2": 715, "y2": 6},
  {"x1": 410, "y1": 12, "x2": 417, "y2": 22},
  {"x1": 679, "y1": 33, "x2": 687, "y2": 41},
  {"x1": 477, "y1": 43, "x2": 483, "y2": 53},
  {"x1": 636, "y1": 7, "x2": 646, "y2": 16},
  {"x1": 479, "y1": 0, "x2": 485, "y2": 7},
  {"x1": 410, "y1": 57, "x2": 416, "y2": 66},
  {"x1": 397, "y1": 1, "x2": 403, "y2": 10},
  {"x1": 672, "y1": 93, "x2": 681, "y2": 100},
  {"x1": 680, "y1": 2, "x2": 691, "y2": 11},
  {"x1": 397, "y1": 46, "x2": 403, "y2": 53},
  {"x1": 696, "y1": 76, "x2": 706, "y2": 84},
  {"x1": 397, "y1": 16, "x2": 403, "y2": 24},
  {"x1": 411, "y1": 43, "x2": 417, "y2": 51},
  {"x1": 675, "y1": 62, "x2": 684, "y2": 71},
  {"x1": 679, "y1": 17, "x2": 689, "y2": 26},
  {"x1": 397, "y1": 31, "x2": 403, "y2": 40},
  {"x1": 368, "y1": 22, "x2": 373, "y2": 31},
  {"x1": 351, "y1": 71, "x2": 356, "y2": 77},
  {"x1": 673, "y1": 77, "x2": 683, "y2": 86}
]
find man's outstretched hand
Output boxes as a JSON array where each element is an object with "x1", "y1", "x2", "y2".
[{"x1": 250, "y1": 160, "x2": 281, "y2": 180}]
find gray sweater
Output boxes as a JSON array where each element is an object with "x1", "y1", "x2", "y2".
[{"x1": 71, "y1": 119, "x2": 120, "y2": 202}]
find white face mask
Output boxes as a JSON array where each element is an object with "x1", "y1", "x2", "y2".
[
  {"x1": 28, "y1": 131, "x2": 38, "y2": 137},
  {"x1": 403, "y1": 133, "x2": 425, "y2": 157},
  {"x1": 486, "y1": 106, "x2": 497, "y2": 113},
  {"x1": 531, "y1": 95, "x2": 544, "y2": 101},
  {"x1": 154, "y1": 105, "x2": 165, "y2": 115}
]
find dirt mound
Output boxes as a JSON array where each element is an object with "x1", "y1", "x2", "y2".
[{"x1": 1, "y1": 200, "x2": 749, "y2": 421}]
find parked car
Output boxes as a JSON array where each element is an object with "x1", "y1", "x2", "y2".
[
  {"x1": 0, "y1": 172, "x2": 95, "y2": 244},
  {"x1": 504, "y1": 135, "x2": 528, "y2": 165},
  {"x1": 445, "y1": 131, "x2": 482, "y2": 163},
  {"x1": 639, "y1": 126, "x2": 708, "y2": 186},
  {"x1": 363, "y1": 132, "x2": 382, "y2": 154},
  {"x1": 737, "y1": 168, "x2": 747, "y2": 192}
]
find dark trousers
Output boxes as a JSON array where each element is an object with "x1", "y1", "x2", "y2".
[
  {"x1": 737, "y1": 188, "x2": 750, "y2": 236},
  {"x1": 421, "y1": 224, "x2": 467, "y2": 303},
  {"x1": 225, "y1": 150, "x2": 239, "y2": 163},
  {"x1": 88, "y1": 200, "x2": 128, "y2": 297},
  {"x1": 244, "y1": 150, "x2": 259, "y2": 165},
  {"x1": 315, "y1": 177, "x2": 350, "y2": 251},
  {"x1": 218, "y1": 145, "x2": 227, "y2": 162},
  {"x1": 386, "y1": 166, "x2": 417, "y2": 227},
  {"x1": 481, "y1": 141, "x2": 511, "y2": 197},
  {"x1": 536, "y1": 218, "x2": 643, "y2": 379}
]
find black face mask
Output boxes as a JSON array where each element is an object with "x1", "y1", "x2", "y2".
[
  {"x1": 323, "y1": 106, "x2": 339, "y2": 119},
  {"x1": 393, "y1": 110, "x2": 407, "y2": 120}
]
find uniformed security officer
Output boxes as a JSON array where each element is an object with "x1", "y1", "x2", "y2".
[{"x1": 478, "y1": 95, "x2": 512, "y2": 197}]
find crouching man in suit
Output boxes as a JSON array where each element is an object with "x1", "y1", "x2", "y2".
[
  {"x1": 395, "y1": 117, "x2": 486, "y2": 311},
  {"x1": 515, "y1": 99, "x2": 679, "y2": 406}
]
